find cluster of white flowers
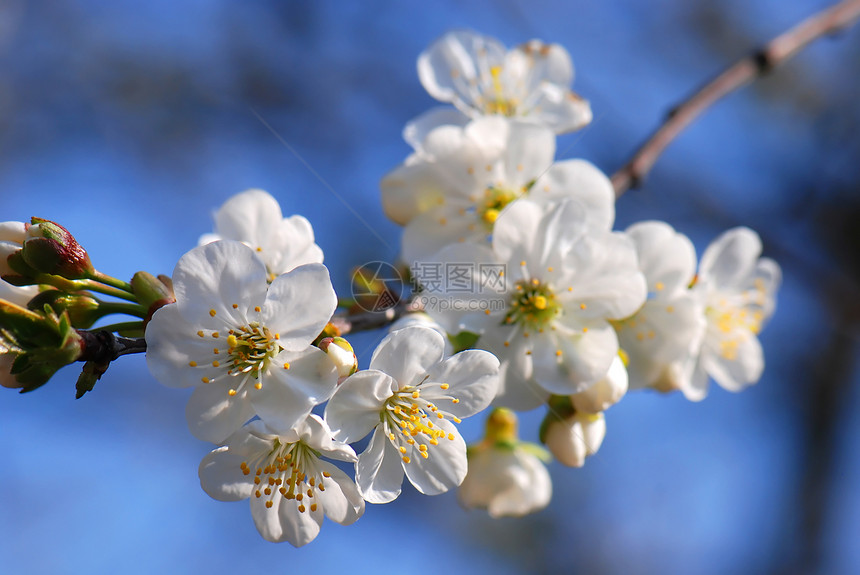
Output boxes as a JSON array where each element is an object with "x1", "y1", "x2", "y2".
[
  {"x1": 380, "y1": 30, "x2": 781, "y2": 515},
  {"x1": 0, "y1": 29, "x2": 779, "y2": 546}
]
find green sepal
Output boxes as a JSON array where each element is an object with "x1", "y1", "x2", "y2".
[{"x1": 448, "y1": 330, "x2": 480, "y2": 353}]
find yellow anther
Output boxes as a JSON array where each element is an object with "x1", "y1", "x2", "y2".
[
  {"x1": 556, "y1": 350, "x2": 562, "y2": 357},
  {"x1": 232, "y1": 303, "x2": 239, "y2": 309},
  {"x1": 264, "y1": 487, "x2": 271, "y2": 496},
  {"x1": 420, "y1": 451, "x2": 429, "y2": 459},
  {"x1": 447, "y1": 433, "x2": 456, "y2": 441},
  {"x1": 298, "y1": 505, "x2": 306, "y2": 513},
  {"x1": 440, "y1": 383, "x2": 449, "y2": 390},
  {"x1": 582, "y1": 327, "x2": 588, "y2": 333},
  {"x1": 197, "y1": 330, "x2": 205, "y2": 338},
  {"x1": 520, "y1": 260, "x2": 526, "y2": 267},
  {"x1": 201, "y1": 377, "x2": 210, "y2": 384},
  {"x1": 504, "y1": 341, "x2": 510, "y2": 347},
  {"x1": 213, "y1": 348, "x2": 220, "y2": 354},
  {"x1": 580, "y1": 303, "x2": 587, "y2": 310},
  {"x1": 283, "y1": 362, "x2": 290, "y2": 370},
  {"x1": 228, "y1": 389, "x2": 237, "y2": 396},
  {"x1": 188, "y1": 361, "x2": 197, "y2": 367},
  {"x1": 254, "y1": 306, "x2": 261, "y2": 312},
  {"x1": 531, "y1": 278, "x2": 539, "y2": 286},
  {"x1": 412, "y1": 391, "x2": 420, "y2": 399},
  {"x1": 547, "y1": 267, "x2": 554, "y2": 272},
  {"x1": 419, "y1": 444, "x2": 428, "y2": 452},
  {"x1": 666, "y1": 305, "x2": 675, "y2": 313},
  {"x1": 255, "y1": 382, "x2": 262, "y2": 390},
  {"x1": 211, "y1": 332, "x2": 219, "y2": 338},
  {"x1": 655, "y1": 282, "x2": 665, "y2": 291},
  {"x1": 534, "y1": 295, "x2": 547, "y2": 310},
  {"x1": 399, "y1": 446, "x2": 407, "y2": 454},
  {"x1": 212, "y1": 360, "x2": 220, "y2": 367},
  {"x1": 452, "y1": 398, "x2": 460, "y2": 404},
  {"x1": 209, "y1": 309, "x2": 217, "y2": 317},
  {"x1": 310, "y1": 504, "x2": 318, "y2": 512},
  {"x1": 402, "y1": 456, "x2": 411, "y2": 464}
]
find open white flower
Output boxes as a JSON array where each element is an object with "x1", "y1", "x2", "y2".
[
  {"x1": 613, "y1": 221, "x2": 708, "y2": 400},
  {"x1": 324, "y1": 326, "x2": 499, "y2": 503},
  {"x1": 459, "y1": 408, "x2": 552, "y2": 518},
  {"x1": 418, "y1": 30, "x2": 592, "y2": 134},
  {"x1": 146, "y1": 240, "x2": 338, "y2": 443},
  {"x1": 381, "y1": 117, "x2": 614, "y2": 263},
  {"x1": 422, "y1": 199, "x2": 646, "y2": 410},
  {"x1": 199, "y1": 189, "x2": 323, "y2": 281},
  {"x1": 689, "y1": 227, "x2": 781, "y2": 396},
  {"x1": 199, "y1": 414, "x2": 364, "y2": 546}
]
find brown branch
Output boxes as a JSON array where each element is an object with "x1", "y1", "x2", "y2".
[{"x1": 611, "y1": 0, "x2": 860, "y2": 197}]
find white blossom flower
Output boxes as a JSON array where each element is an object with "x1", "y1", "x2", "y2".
[
  {"x1": 689, "y1": 227, "x2": 781, "y2": 396},
  {"x1": 199, "y1": 189, "x2": 324, "y2": 281},
  {"x1": 324, "y1": 326, "x2": 499, "y2": 503},
  {"x1": 459, "y1": 408, "x2": 552, "y2": 518},
  {"x1": 613, "y1": 221, "x2": 708, "y2": 400},
  {"x1": 146, "y1": 240, "x2": 338, "y2": 443},
  {"x1": 199, "y1": 414, "x2": 364, "y2": 546},
  {"x1": 381, "y1": 116, "x2": 614, "y2": 263},
  {"x1": 570, "y1": 354, "x2": 628, "y2": 414},
  {"x1": 418, "y1": 30, "x2": 592, "y2": 134},
  {"x1": 543, "y1": 411, "x2": 606, "y2": 468},
  {"x1": 422, "y1": 199, "x2": 646, "y2": 410}
]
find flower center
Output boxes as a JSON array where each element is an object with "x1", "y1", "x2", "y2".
[
  {"x1": 381, "y1": 382, "x2": 460, "y2": 465},
  {"x1": 189, "y1": 309, "x2": 285, "y2": 396},
  {"x1": 242, "y1": 440, "x2": 326, "y2": 514},
  {"x1": 477, "y1": 185, "x2": 520, "y2": 226},
  {"x1": 481, "y1": 66, "x2": 518, "y2": 116},
  {"x1": 706, "y1": 296, "x2": 765, "y2": 360},
  {"x1": 225, "y1": 321, "x2": 280, "y2": 376},
  {"x1": 504, "y1": 279, "x2": 560, "y2": 330}
]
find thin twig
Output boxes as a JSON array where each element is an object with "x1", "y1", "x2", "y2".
[{"x1": 611, "y1": 0, "x2": 860, "y2": 196}]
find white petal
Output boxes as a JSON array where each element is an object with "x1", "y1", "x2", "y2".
[
  {"x1": 316, "y1": 461, "x2": 365, "y2": 525},
  {"x1": 0, "y1": 221, "x2": 25, "y2": 243},
  {"x1": 356, "y1": 428, "x2": 404, "y2": 504},
  {"x1": 532, "y1": 323, "x2": 619, "y2": 393},
  {"x1": 703, "y1": 332, "x2": 764, "y2": 392},
  {"x1": 526, "y1": 83, "x2": 592, "y2": 134},
  {"x1": 699, "y1": 227, "x2": 762, "y2": 291},
  {"x1": 626, "y1": 221, "x2": 697, "y2": 297},
  {"x1": 403, "y1": 418, "x2": 467, "y2": 495},
  {"x1": 198, "y1": 446, "x2": 255, "y2": 502},
  {"x1": 263, "y1": 263, "x2": 336, "y2": 350},
  {"x1": 251, "y1": 347, "x2": 338, "y2": 435},
  {"x1": 558, "y1": 232, "x2": 647, "y2": 321},
  {"x1": 401, "y1": 204, "x2": 482, "y2": 265},
  {"x1": 424, "y1": 349, "x2": 499, "y2": 418},
  {"x1": 501, "y1": 121, "x2": 556, "y2": 187},
  {"x1": 369, "y1": 326, "x2": 446, "y2": 387},
  {"x1": 381, "y1": 160, "x2": 470, "y2": 226},
  {"x1": 404, "y1": 106, "x2": 471, "y2": 151},
  {"x1": 571, "y1": 355, "x2": 628, "y2": 413},
  {"x1": 325, "y1": 370, "x2": 397, "y2": 444},
  {"x1": 186, "y1": 381, "x2": 257, "y2": 443},
  {"x1": 145, "y1": 304, "x2": 222, "y2": 389},
  {"x1": 486, "y1": 451, "x2": 552, "y2": 518},
  {"x1": 212, "y1": 189, "x2": 284, "y2": 250},
  {"x1": 477, "y1": 327, "x2": 548, "y2": 411},
  {"x1": 531, "y1": 159, "x2": 615, "y2": 232},
  {"x1": 172, "y1": 240, "x2": 268, "y2": 324}
]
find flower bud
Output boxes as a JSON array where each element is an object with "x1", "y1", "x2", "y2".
[
  {"x1": 131, "y1": 271, "x2": 176, "y2": 322},
  {"x1": 571, "y1": 355, "x2": 628, "y2": 414},
  {"x1": 0, "y1": 299, "x2": 84, "y2": 392},
  {"x1": 542, "y1": 411, "x2": 606, "y2": 468},
  {"x1": 21, "y1": 217, "x2": 93, "y2": 279},
  {"x1": 459, "y1": 408, "x2": 552, "y2": 518},
  {"x1": 318, "y1": 336, "x2": 358, "y2": 380},
  {"x1": 26, "y1": 290, "x2": 100, "y2": 328}
]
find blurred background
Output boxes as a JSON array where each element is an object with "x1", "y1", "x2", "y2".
[{"x1": 1, "y1": 0, "x2": 859, "y2": 573}]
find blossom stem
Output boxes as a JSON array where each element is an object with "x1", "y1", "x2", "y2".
[
  {"x1": 87, "y1": 270, "x2": 135, "y2": 294},
  {"x1": 94, "y1": 320, "x2": 145, "y2": 334},
  {"x1": 93, "y1": 301, "x2": 149, "y2": 319},
  {"x1": 611, "y1": 0, "x2": 860, "y2": 196}
]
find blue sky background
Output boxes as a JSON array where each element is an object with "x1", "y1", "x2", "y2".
[{"x1": 1, "y1": 1, "x2": 859, "y2": 573}]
